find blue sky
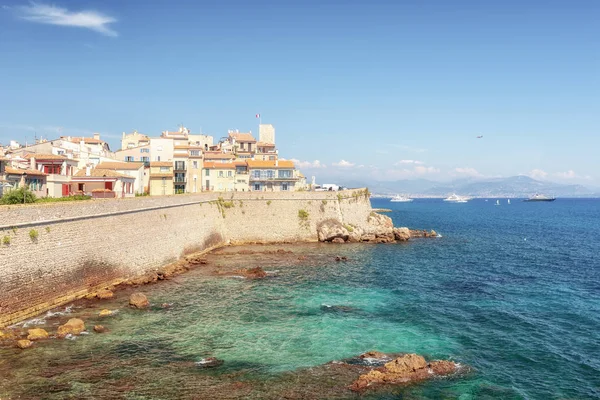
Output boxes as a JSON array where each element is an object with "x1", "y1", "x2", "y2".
[{"x1": 1, "y1": 0, "x2": 598, "y2": 185}]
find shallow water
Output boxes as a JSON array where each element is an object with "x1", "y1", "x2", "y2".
[{"x1": 1, "y1": 198, "x2": 599, "y2": 399}]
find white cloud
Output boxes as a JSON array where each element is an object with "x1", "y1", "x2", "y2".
[
  {"x1": 331, "y1": 160, "x2": 355, "y2": 168},
  {"x1": 290, "y1": 159, "x2": 326, "y2": 169},
  {"x1": 554, "y1": 170, "x2": 577, "y2": 179},
  {"x1": 395, "y1": 159, "x2": 424, "y2": 166},
  {"x1": 453, "y1": 167, "x2": 483, "y2": 177},
  {"x1": 414, "y1": 165, "x2": 440, "y2": 175},
  {"x1": 528, "y1": 169, "x2": 548, "y2": 180},
  {"x1": 16, "y1": 3, "x2": 118, "y2": 37},
  {"x1": 391, "y1": 144, "x2": 427, "y2": 153}
]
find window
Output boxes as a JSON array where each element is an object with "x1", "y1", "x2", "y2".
[
  {"x1": 282, "y1": 183, "x2": 289, "y2": 191},
  {"x1": 205, "y1": 169, "x2": 210, "y2": 176},
  {"x1": 227, "y1": 171, "x2": 232, "y2": 177},
  {"x1": 175, "y1": 161, "x2": 186, "y2": 170},
  {"x1": 157, "y1": 156, "x2": 161, "y2": 161},
  {"x1": 160, "y1": 166, "x2": 170, "y2": 172},
  {"x1": 141, "y1": 156, "x2": 150, "y2": 162},
  {"x1": 253, "y1": 170, "x2": 260, "y2": 178},
  {"x1": 125, "y1": 156, "x2": 135, "y2": 162},
  {"x1": 127, "y1": 143, "x2": 134, "y2": 149},
  {"x1": 193, "y1": 161, "x2": 198, "y2": 169},
  {"x1": 254, "y1": 183, "x2": 260, "y2": 191},
  {"x1": 140, "y1": 148, "x2": 150, "y2": 153},
  {"x1": 190, "y1": 150, "x2": 200, "y2": 156},
  {"x1": 278, "y1": 170, "x2": 292, "y2": 179},
  {"x1": 266, "y1": 170, "x2": 274, "y2": 178},
  {"x1": 218, "y1": 171, "x2": 223, "y2": 177}
]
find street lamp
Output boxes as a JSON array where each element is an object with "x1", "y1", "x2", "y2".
[{"x1": 102, "y1": 174, "x2": 106, "y2": 199}]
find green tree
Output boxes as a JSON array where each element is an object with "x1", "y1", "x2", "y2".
[{"x1": 1, "y1": 187, "x2": 37, "y2": 205}]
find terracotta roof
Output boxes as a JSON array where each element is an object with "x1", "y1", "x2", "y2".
[
  {"x1": 204, "y1": 153, "x2": 235, "y2": 160},
  {"x1": 203, "y1": 162, "x2": 236, "y2": 169},
  {"x1": 74, "y1": 169, "x2": 132, "y2": 178},
  {"x1": 229, "y1": 132, "x2": 256, "y2": 142},
  {"x1": 150, "y1": 161, "x2": 173, "y2": 167},
  {"x1": 247, "y1": 160, "x2": 295, "y2": 169},
  {"x1": 149, "y1": 173, "x2": 174, "y2": 178},
  {"x1": 173, "y1": 145, "x2": 190, "y2": 149},
  {"x1": 96, "y1": 161, "x2": 144, "y2": 170},
  {"x1": 62, "y1": 136, "x2": 105, "y2": 144},
  {"x1": 234, "y1": 161, "x2": 248, "y2": 166},
  {"x1": 5, "y1": 167, "x2": 48, "y2": 176},
  {"x1": 24, "y1": 153, "x2": 67, "y2": 160},
  {"x1": 256, "y1": 142, "x2": 275, "y2": 147}
]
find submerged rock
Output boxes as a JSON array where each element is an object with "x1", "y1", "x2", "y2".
[
  {"x1": 195, "y1": 357, "x2": 224, "y2": 368},
  {"x1": 57, "y1": 318, "x2": 86, "y2": 337},
  {"x1": 16, "y1": 339, "x2": 33, "y2": 349},
  {"x1": 129, "y1": 293, "x2": 150, "y2": 309},
  {"x1": 233, "y1": 267, "x2": 268, "y2": 279},
  {"x1": 27, "y1": 328, "x2": 49, "y2": 341},
  {"x1": 96, "y1": 289, "x2": 114, "y2": 299},
  {"x1": 321, "y1": 304, "x2": 357, "y2": 313}
]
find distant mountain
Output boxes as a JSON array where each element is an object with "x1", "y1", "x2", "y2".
[{"x1": 340, "y1": 176, "x2": 598, "y2": 198}]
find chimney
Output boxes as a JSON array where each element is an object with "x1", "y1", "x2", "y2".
[
  {"x1": 85, "y1": 165, "x2": 91, "y2": 176},
  {"x1": 122, "y1": 132, "x2": 126, "y2": 139},
  {"x1": 93, "y1": 133, "x2": 100, "y2": 141},
  {"x1": 30, "y1": 156, "x2": 36, "y2": 170}
]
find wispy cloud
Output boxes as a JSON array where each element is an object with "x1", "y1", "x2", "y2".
[
  {"x1": 15, "y1": 2, "x2": 118, "y2": 37},
  {"x1": 290, "y1": 159, "x2": 327, "y2": 169},
  {"x1": 331, "y1": 160, "x2": 355, "y2": 168},
  {"x1": 391, "y1": 144, "x2": 427, "y2": 153},
  {"x1": 395, "y1": 159, "x2": 424, "y2": 166},
  {"x1": 528, "y1": 169, "x2": 548, "y2": 180},
  {"x1": 452, "y1": 167, "x2": 484, "y2": 178}
]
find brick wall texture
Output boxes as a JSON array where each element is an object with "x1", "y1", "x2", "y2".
[{"x1": 0, "y1": 189, "x2": 372, "y2": 327}]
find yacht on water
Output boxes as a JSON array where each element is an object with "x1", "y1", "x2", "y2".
[
  {"x1": 508, "y1": 199, "x2": 511, "y2": 204},
  {"x1": 390, "y1": 195, "x2": 413, "y2": 203},
  {"x1": 443, "y1": 194, "x2": 470, "y2": 203},
  {"x1": 495, "y1": 200, "x2": 500, "y2": 206},
  {"x1": 524, "y1": 194, "x2": 556, "y2": 202}
]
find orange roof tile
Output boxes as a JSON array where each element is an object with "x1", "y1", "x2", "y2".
[
  {"x1": 229, "y1": 132, "x2": 256, "y2": 142},
  {"x1": 24, "y1": 153, "x2": 67, "y2": 160},
  {"x1": 5, "y1": 167, "x2": 48, "y2": 176},
  {"x1": 203, "y1": 162, "x2": 236, "y2": 169},
  {"x1": 74, "y1": 169, "x2": 132, "y2": 178},
  {"x1": 204, "y1": 153, "x2": 235, "y2": 160},
  {"x1": 149, "y1": 173, "x2": 173, "y2": 178},
  {"x1": 61, "y1": 136, "x2": 105, "y2": 144},
  {"x1": 150, "y1": 161, "x2": 173, "y2": 167},
  {"x1": 96, "y1": 161, "x2": 144, "y2": 170},
  {"x1": 247, "y1": 160, "x2": 295, "y2": 169},
  {"x1": 256, "y1": 142, "x2": 275, "y2": 147}
]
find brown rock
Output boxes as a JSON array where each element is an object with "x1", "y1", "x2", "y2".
[
  {"x1": 429, "y1": 360, "x2": 456, "y2": 375},
  {"x1": 317, "y1": 219, "x2": 350, "y2": 242},
  {"x1": 27, "y1": 328, "x2": 49, "y2": 340},
  {"x1": 57, "y1": 318, "x2": 86, "y2": 337},
  {"x1": 393, "y1": 227, "x2": 411, "y2": 241},
  {"x1": 430, "y1": 230, "x2": 437, "y2": 237},
  {"x1": 297, "y1": 256, "x2": 307, "y2": 261},
  {"x1": 350, "y1": 369, "x2": 386, "y2": 391},
  {"x1": 17, "y1": 339, "x2": 33, "y2": 349},
  {"x1": 366, "y1": 213, "x2": 394, "y2": 237},
  {"x1": 361, "y1": 233, "x2": 376, "y2": 242},
  {"x1": 99, "y1": 309, "x2": 112, "y2": 317},
  {"x1": 332, "y1": 237, "x2": 346, "y2": 244},
  {"x1": 93, "y1": 325, "x2": 107, "y2": 333},
  {"x1": 359, "y1": 351, "x2": 388, "y2": 359},
  {"x1": 129, "y1": 292, "x2": 150, "y2": 308},
  {"x1": 384, "y1": 354, "x2": 427, "y2": 375},
  {"x1": 96, "y1": 289, "x2": 114, "y2": 299}
]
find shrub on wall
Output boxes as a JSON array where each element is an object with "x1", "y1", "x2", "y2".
[
  {"x1": 2, "y1": 236, "x2": 10, "y2": 245},
  {"x1": 1, "y1": 188, "x2": 36, "y2": 205},
  {"x1": 29, "y1": 229, "x2": 39, "y2": 242}
]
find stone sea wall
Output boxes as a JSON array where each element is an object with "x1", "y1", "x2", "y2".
[{"x1": 0, "y1": 189, "x2": 373, "y2": 327}]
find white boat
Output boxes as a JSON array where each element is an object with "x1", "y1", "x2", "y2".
[
  {"x1": 443, "y1": 194, "x2": 470, "y2": 203},
  {"x1": 495, "y1": 200, "x2": 500, "y2": 206},
  {"x1": 507, "y1": 199, "x2": 511, "y2": 204},
  {"x1": 390, "y1": 194, "x2": 413, "y2": 203}
]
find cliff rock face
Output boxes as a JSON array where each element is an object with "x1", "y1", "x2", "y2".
[
  {"x1": 393, "y1": 228, "x2": 410, "y2": 241},
  {"x1": 317, "y1": 219, "x2": 350, "y2": 242}
]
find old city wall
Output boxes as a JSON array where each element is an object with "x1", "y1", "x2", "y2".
[{"x1": 0, "y1": 189, "x2": 372, "y2": 327}]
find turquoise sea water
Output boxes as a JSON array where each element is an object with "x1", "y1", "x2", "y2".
[{"x1": 1, "y1": 198, "x2": 599, "y2": 399}]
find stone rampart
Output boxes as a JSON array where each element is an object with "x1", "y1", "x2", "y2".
[{"x1": 0, "y1": 189, "x2": 372, "y2": 327}]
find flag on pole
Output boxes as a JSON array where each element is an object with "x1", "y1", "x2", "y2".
[{"x1": 255, "y1": 114, "x2": 260, "y2": 118}]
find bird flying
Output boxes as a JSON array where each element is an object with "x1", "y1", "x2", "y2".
[{"x1": 476, "y1": 135, "x2": 483, "y2": 139}]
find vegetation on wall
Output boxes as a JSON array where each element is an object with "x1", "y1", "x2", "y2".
[
  {"x1": 29, "y1": 229, "x2": 39, "y2": 242},
  {"x1": 2, "y1": 235, "x2": 10, "y2": 245},
  {"x1": 0, "y1": 188, "x2": 91, "y2": 204}
]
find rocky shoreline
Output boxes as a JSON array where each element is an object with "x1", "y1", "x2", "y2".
[{"x1": 317, "y1": 212, "x2": 438, "y2": 244}]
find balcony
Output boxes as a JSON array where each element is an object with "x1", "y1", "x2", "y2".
[
  {"x1": 174, "y1": 176, "x2": 187, "y2": 183},
  {"x1": 174, "y1": 162, "x2": 186, "y2": 171}
]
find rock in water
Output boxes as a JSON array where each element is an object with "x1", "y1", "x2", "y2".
[
  {"x1": 317, "y1": 219, "x2": 349, "y2": 242},
  {"x1": 129, "y1": 292, "x2": 150, "y2": 308},
  {"x1": 99, "y1": 309, "x2": 112, "y2": 317},
  {"x1": 393, "y1": 227, "x2": 411, "y2": 241},
  {"x1": 57, "y1": 318, "x2": 86, "y2": 337},
  {"x1": 384, "y1": 353, "x2": 427, "y2": 374},
  {"x1": 27, "y1": 328, "x2": 49, "y2": 340},
  {"x1": 332, "y1": 237, "x2": 346, "y2": 244},
  {"x1": 96, "y1": 290, "x2": 114, "y2": 299},
  {"x1": 429, "y1": 360, "x2": 457, "y2": 375},
  {"x1": 93, "y1": 325, "x2": 107, "y2": 333},
  {"x1": 17, "y1": 339, "x2": 33, "y2": 349}
]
